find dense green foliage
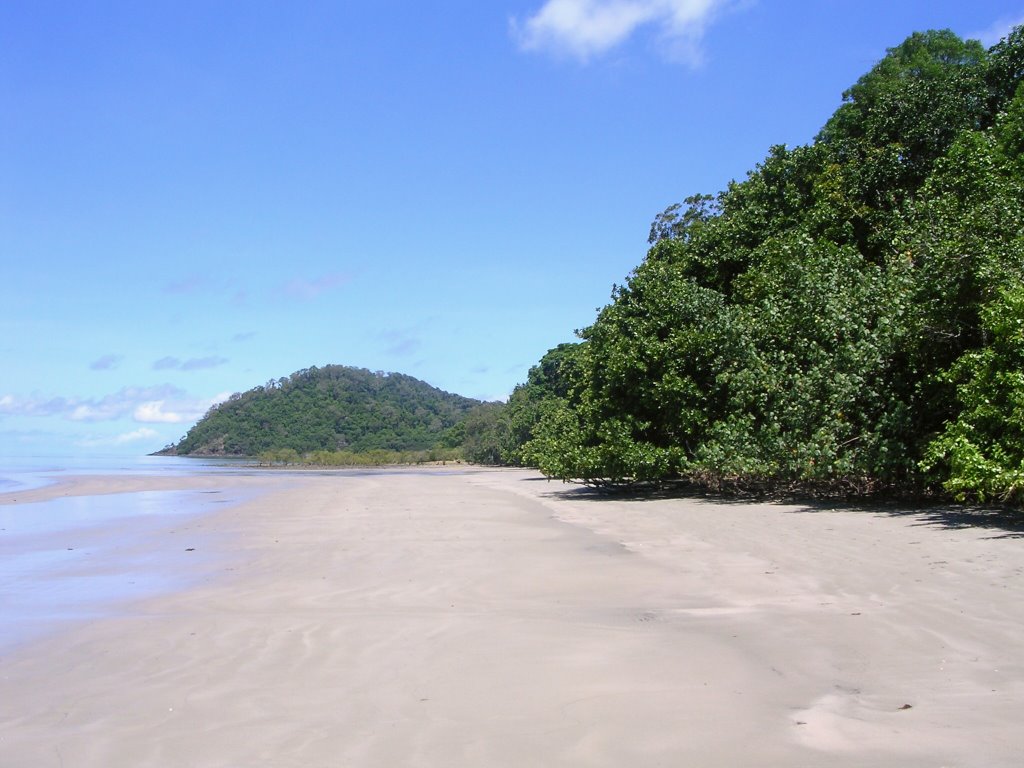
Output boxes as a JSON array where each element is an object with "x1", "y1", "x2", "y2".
[
  {"x1": 497, "y1": 27, "x2": 1024, "y2": 501},
  {"x1": 497, "y1": 343, "x2": 583, "y2": 467},
  {"x1": 168, "y1": 365, "x2": 483, "y2": 457}
]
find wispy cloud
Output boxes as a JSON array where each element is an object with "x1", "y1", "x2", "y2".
[
  {"x1": 0, "y1": 386, "x2": 229, "y2": 425},
  {"x1": 971, "y1": 15, "x2": 1024, "y2": 47},
  {"x1": 152, "y1": 356, "x2": 228, "y2": 372},
  {"x1": 181, "y1": 356, "x2": 228, "y2": 371},
  {"x1": 0, "y1": 393, "x2": 72, "y2": 418},
  {"x1": 133, "y1": 391, "x2": 229, "y2": 424},
  {"x1": 68, "y1": 385, "x2": 188, "y2": 422},
  {"x1": 133, "y1": 401, "x2": 189, "y2": 423},
  {"x1": 78, "y1": 427, "x2": 161, "y2": 448},
  {"x1": 379, "y1": 329, "x2": 422, "y2": 357},
  {"x1": 89, "y1": 354, "x2": 123, "y2": 371},
  {"x1": 281, "y1": 272, "x2": 351, "y2": 301},
  {"x1": 232, "y1": 331, "x2": 256, "y2": 343},
  {"x1": 512, "y1": 0, "x2": 728, "y2": 63}
]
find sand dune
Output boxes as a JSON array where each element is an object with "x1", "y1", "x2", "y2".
[{"x1": 1, "y1": 467, "x2": 1021, "y2": 766}]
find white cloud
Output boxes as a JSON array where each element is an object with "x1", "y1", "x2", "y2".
[
  {"x1": 70, "y1": 404, "x2": 105, "y2": 421},
  {"x1": 1, "y1": 386, "x2": 230, "y2": 425},
  {"x1": 65, "y1": 386, "x2": 182, "y2": 422},
  {"x1": 512, "y1": 0, "x2": 727, "y2": 62},
  {"x1": 133, "y1": 401, "x2": 186, "y2": 423},
  {"x1": 971, "y1": 15, "x2": 1024, "y2": 47},
  {"x1": 134, "y1": 391, "x2": 230, "y2": 424}
]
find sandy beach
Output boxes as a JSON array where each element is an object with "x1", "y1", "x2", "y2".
[{"x1": 1, "y1": 467, "x2": 1021, "y2": 767}]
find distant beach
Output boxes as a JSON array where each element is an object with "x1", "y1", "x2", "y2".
[{"x1": 1, "y1": 464, "x2": 1022, "y2": 766}]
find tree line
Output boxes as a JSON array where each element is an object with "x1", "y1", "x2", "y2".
[{"x1": 471, "y1": 27, "x2": 1024, "y2": 504}]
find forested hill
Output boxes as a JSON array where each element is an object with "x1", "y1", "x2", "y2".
[
  {"x1": 482, "y1": 27, "x2": 1024, "y2": 503},
  {"x1": 163, "y1": 366, "x2": 483, "y2": 457}
]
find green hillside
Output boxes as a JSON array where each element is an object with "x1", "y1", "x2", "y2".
[{"x1": 164, "y1": 365, "x2": 482, "y2": 457}]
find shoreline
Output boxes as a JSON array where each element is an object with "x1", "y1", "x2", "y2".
[
  {"x1": 1, "y1": 467, "x2": 1021, "y2": 766},
  {"x1": 0, "y1": 463, "x2": 496, "y2": 506},
  {"x1": 0, "y1": 472, "x2": 287, "y2": 653}
]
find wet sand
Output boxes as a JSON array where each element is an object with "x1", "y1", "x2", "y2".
[{"x1": 1, "y1": 467, "x2": 1021, "y2": 766}]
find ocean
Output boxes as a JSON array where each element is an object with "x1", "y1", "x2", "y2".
[{"x1": 0, "y1": 455, "x2": 257, "y2": 651}]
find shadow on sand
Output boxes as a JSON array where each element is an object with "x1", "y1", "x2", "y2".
[{"x1": 526, "y1": 477, "x2": 1024, "y2": 538}]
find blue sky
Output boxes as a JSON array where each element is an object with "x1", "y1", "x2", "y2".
[{"x1": 3, "y1": 1, "x2": 1023, "y2": 458}]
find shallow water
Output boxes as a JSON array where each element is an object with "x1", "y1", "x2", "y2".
[
  {"x1": 0, "y1": 454, "x2": 256, "y2": 494},
  {"x1": 0, "y1": 456, "x2": 257, "y2": 651}
]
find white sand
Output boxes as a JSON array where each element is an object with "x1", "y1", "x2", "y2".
[{"x1": 1, "y1": 467, "x2": 1021, "y2": 766}]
